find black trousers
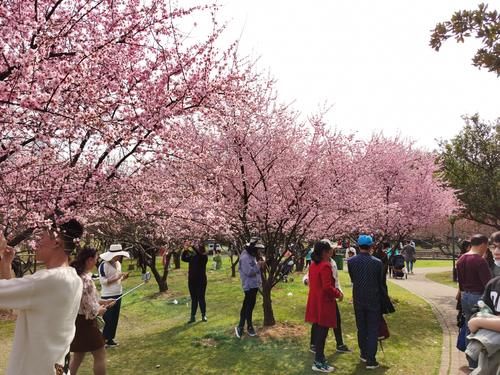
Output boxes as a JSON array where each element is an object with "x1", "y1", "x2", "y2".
[
  {"x1": 354, "y1": 305, "x2": 381, "y2": 362},
  {"x1": 310, "y1": 304, "x2": 344, "y2": 348},
  {"x1": 188, "y1": 279, "x2": 207, "y2": 317},
  {"x1": 239, "y1": 288, "x2": 258, "y2": 328},
  {"x1": 102, "y1": 295, "x2": 122, "y2": 342},
  {"x1": 311, "y1": 324, "x2": 329, "y2": 362}
]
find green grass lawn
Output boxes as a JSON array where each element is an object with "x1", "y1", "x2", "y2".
[
  {"x1": 425, "y1": 271, "x2": 458, "y2": 288},
  {"x1": 0, "y1": 258, "x2": 442, "y2": 374},
  {"x1": 413, "y1": 259, "x2": 453, "y2": 268}
]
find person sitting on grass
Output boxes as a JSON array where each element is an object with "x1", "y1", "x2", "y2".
[{"x1": 305, "y1": 239, "x2": 343, "y2": 373}]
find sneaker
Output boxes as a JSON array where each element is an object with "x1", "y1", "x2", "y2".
[
  {"x1": 247, "y1": 327, "x2": 257, "y2": 337},
  {"x1": 366, "y1": 361, "x2": 379, "y2": 370},
  {"x1": 359, "y1": 356, "x2": 367, "y2": 363},
  {"x1": 187, "y1": 316, "x2": 196, "y2": 324},
  {"x1": 336, "y1": 344, "x2": 351, "y2": 353},
  {"x1": 309, "y1": 345, "x2": 316, "y2": 354},
  {"x1": 234, "y1": 326, "x2": 243, "y2": 339},
  {"x1": 312, "y1": 361, "x2": 334, "y2": 373},
  {"x1": 105, "y1": 340, "x2": 119, "y2": 348},
  {"x1": 202, "y1": 315, "x2": 208, "y2": 322}
]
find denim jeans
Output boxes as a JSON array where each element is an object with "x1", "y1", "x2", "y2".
[
  {"x1": 461, "y1": 291, "x2": 482, "y2": 368},
  {"x1": 405, "y1": 260, "x2": 414, "y2": 273}
]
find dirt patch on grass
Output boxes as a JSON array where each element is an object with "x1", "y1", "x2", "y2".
[
  {"x1": 258, "y1": 322, "x2": 307, "y2": 342},
  {"x1": 0, "y1": 309, "x2": 16, "y2": 321},
  {"x1": 147, "y1": 289, "x2": 186, "y2": 300},
  {"x1": 199, "y1": 338, "x2": 218, "y2": 347}
]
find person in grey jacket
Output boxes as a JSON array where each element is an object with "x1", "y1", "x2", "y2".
[
  {"x1": 235, "y1": 239, "x2": 265, "y2": 338},
  {"x1": 402, "y1": 241, "x2": 416, "y2": 274}
]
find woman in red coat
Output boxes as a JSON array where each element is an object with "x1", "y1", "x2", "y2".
[{"x1": 306, "y1": 239, "x2": 343, "y2": 373}]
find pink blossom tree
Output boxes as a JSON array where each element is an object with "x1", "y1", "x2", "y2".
[{"x1": 0, "y1": 0, "x2": 237, "y2": 244}]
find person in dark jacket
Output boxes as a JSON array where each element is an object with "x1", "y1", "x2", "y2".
[
  {"x1": 347, "y1": 235, "x2": 385, "y2": 370},
  {"x1": 373, "y1": 243, "x2": 389, "y2": 282},
  {"x1": 181, "y1": 241, "x2": 208, "y2": 323}
]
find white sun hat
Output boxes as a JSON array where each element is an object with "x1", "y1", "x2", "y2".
[{"x1": 99, "y1": 243, "x2": 130, "y2": 262}]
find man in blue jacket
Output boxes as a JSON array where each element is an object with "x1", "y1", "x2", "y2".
[{"x1": 347, "y1": 235, "x2": 385, "y2": 370}]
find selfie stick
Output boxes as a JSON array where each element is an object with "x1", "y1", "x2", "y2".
[{"x1": 113, "y1": 272, "x2": 151, "y2": 302}]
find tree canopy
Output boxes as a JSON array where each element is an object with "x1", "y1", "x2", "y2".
[
  {"x1": 430, "y1": 3, "x2": 500, "y2": 76},
  {"x1": 438, "y1": 115, "x2": 500, "y2": 229}
]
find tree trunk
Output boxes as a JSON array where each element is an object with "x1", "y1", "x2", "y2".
[
  {"x1": 173, "y1": 251, "x2": 181, "y2": 269},
  {"x1": 230, "y1": 253, "x2": 239, "y2": 278},
  {"x1": 149, "y1": 261, "x2": 168, "y2": 293},
  {"x1": 295, "y1": 256, "x2": 305, "y2": 272},
  {"x1": 262, "y1": 283, "x2": 276, "y2": 326}
]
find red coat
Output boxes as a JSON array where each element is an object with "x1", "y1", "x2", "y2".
[{"x1": 305, "y1": 260, "x2": 342, "y2": 328}]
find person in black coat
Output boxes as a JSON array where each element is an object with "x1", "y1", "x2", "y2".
[{"x1": 181, "y1": 242, "x2": 208, "y2": 323}]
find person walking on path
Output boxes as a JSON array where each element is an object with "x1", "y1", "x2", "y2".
[
  {"x1": 181, "y1": 241, "x2": 208, "y2": 323},
  {"x1": 305, "y1": 240, "x2": 343, "y2": 373},
  {"x1": 99, "y1": 244, "x2": 130, "y2": 348},
  {"x1": 456, "y1": 234, "x2": 492, "y2": 370},
  {"x1": 0, "y1": 220, "x2": 84, "y2": 375},
  {"x1": 348, "y1": 235, "x2": 385, "y2": 370},
  {"x1": 70, "y1": 247, "x2": 115, "y2": 375},
  {"x1": 235, "y1": 239, "x2": 265, "y2": 338},
  {"x1": 402, "y1": 241, "x2": 416, "y2": 275}
]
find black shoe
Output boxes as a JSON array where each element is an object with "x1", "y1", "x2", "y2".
[
  {"x1": 336, "y1": 344, "x2": 351, "y2": 353},
  {"x1": 247, "y1": 326, "x2": 257, "y2": 337},
  {"x1": 187, "y1": 316, "x2": 196, "y2": 324},
  {"x1": 235, "y1": 326, "x2": 243, "y2": 338},
  {"x1": 366, "y1": 361, "x2": 379, "y2": 370},
  {"x1": 105, "y1": 340, "x2": 119, "y2": 348},
  {"x1": 202, "y1": 315, "x2": 208, "y2": 322}
]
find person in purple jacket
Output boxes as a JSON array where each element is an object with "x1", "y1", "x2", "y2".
[{"x1": 235, "y1": 239, "x2": 265, "y2": 338}]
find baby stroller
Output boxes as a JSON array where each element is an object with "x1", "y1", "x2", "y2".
[
  {"x1": 278, "y1": 259, "x2": 295, "y2": 283},
  {"x1": 390, "y1": 254, "x2": 407, "y2": 279}
]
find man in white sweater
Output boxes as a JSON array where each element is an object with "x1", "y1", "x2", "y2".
[{"x1": 0, "y1": 220, "x2": 83, "y2": 375}]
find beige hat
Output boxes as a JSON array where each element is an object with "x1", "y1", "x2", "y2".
[{"x1": 99, "y1": 243, "x2": 130, "y2": 262}]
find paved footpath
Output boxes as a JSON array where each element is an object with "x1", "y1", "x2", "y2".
[{"x1": 389, "y1": 267, "x2": 470, "y2": 375}]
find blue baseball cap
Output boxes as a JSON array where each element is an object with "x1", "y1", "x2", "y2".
[{"x1": 358, "y1": 235, "x2": 373, "y2": 246}]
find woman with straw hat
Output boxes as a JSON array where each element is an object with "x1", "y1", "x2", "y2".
[{"x1": 98, "y1": 244, "x2": 130, "y2": 348}]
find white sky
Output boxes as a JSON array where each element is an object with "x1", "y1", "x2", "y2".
[{"x1": 215, "y1": 0, "x2": 500, "y2": 149}]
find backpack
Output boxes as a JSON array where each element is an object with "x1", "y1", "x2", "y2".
[{"x1": 98, "y1": 262, "x2": 106, "y2": 277}]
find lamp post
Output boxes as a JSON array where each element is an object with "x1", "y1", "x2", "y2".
[{"x1": 449, "y1": 215, "x2": 457, "y2": 282}]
